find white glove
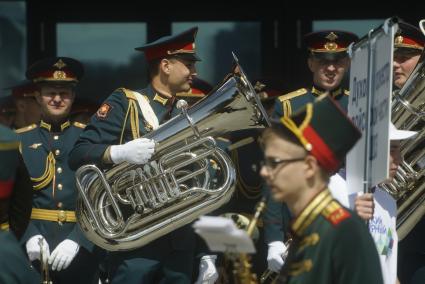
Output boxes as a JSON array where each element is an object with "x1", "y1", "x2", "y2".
[
  {"x1": 48, "y1": 239, "x2": 80, "y2": 271},
  {"x1": 110, "y1": 138, "x2": 155, "y2": 165},
  {"x1": 195, "y1": 255, "x2": 218, "y2": 284},
  {"x1": 267, "y1": 241, "x2": 287, "y2": 272},
  {"x1": 26, "y1": 235, "x2": 50, "y2": 264}
]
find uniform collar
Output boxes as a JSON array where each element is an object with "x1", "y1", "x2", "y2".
[
  {"x1": 39, "y1": 119, "x2": 71, "y2": 132},
  {"x1": 145, "y1": 84, "x2": 175, "y2": 107},
  {"x1": 291, "y1": 189, "x2": 333, "y2": 236},
  {"x1": 311, "y1": 85, "x2": 344, "y2": 98}
]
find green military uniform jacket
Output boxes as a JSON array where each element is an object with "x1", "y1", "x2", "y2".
[
  {"x1": 16, "y1": 120, "x2": 91, "y2": 249},
  {"x1": 273, "y1": 86, "x2": 349, "y2": 118},
  {"x1": 1, "y1": 125, "x2": 20, "y2": 228},
  {"x1": 0, "y1": 230, "x2": 39, "y2": 284},
  {"x1": 265, "y1": 85, "x2": 349, "y2": 244},
  {"x1": 277, "y1": 189, "x2": 383, "y2": 284},
  {"x1": 68, "y1": 85, "x2": 197, "y2": 284},
  {"x1": 0, "y1": 125, "x2": 32, "y2": 239},
  {"x1": 69, "y1": 85, "x2": 180, "y2": 169}
]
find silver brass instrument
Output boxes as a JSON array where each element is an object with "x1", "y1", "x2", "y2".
[
  {"x1": 75, "y1": 55, "x2": 270, "y2": 251},
  {"x1": 383, "y1": 32, "x2": 425, "y2": 240}
]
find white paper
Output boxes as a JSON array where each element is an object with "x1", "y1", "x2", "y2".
[{"x1": 193, "y1": 216, "x2": 256, "y2": 253}]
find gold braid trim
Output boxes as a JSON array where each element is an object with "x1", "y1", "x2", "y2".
[
  {"x1": 31, "y1": 152, "x2": 55, "y2": 190},
  {"x1": 283, "y1": 100, "x2": 292, "y2": 117},
  {"x1": 0, "y1": 222, "x2": 9, "y2": 231},
  {"x1": 280, "y1": 103, "x2": 313, "y2": 151},
  {"x1": 289, "y1": 259, "x2": 313, "y2": 276},
  {"x1": 0, "y1": 141, "x2": 20, "y2": 151},
  {"x1": 231, "y1": 149, "x2": 262, "y2": 200},
  {"x1": 129, "y1": 99, "x2": 140, "y2": 139},
  {"x1": 120, "y1": 100, "x2": 132, "y2": 144},
  {"x1": 297, "y1": 233, "x2": 320, "y2": 252},
  {"x1": 119, "y1": 88, "x2": 141, "y2": 143}
]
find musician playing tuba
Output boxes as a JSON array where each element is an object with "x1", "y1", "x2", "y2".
[
  {"x1": 355, "y1": 21, "x2": 425, "y2": 284},
  {"x1": 69, "y1": 27, "x2": 225, "y2": 284}
]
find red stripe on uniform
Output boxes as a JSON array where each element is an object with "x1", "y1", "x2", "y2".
[
  {"x1": 145, "y1": 42, "x2": 194, "y2": 61},
  {"x1": 0, "y1": 180, "x2": 14, "y2": 199},
  {"x1": 399, "y1": 37, "x2": 425, "y2": 48},
  {"x1": 303, "y1": 125, "x2": 340, "y2": 172}
]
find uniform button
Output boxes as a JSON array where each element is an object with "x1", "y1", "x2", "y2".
[
  {"x1": 57, "y1": 210, "x2": 66, "y2": 222},
  {"x1": 55, "y1": 149, "x2": 60, "y2": 156},
  {"x1": 57, "y1": 167, "x2": 63, "y2": 174},
  {"x1": 53, "y1": 135, "x2": 59, "y2": 140},
  {"x1": 57, "y1": 184, "x2": 63, "y2": 190},
  {"x1": 57, "y1": 202, "x2": 63, "y2": 208}
]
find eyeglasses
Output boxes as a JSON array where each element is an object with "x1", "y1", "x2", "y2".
[{"x1": 260, "y1": 157, "x2": 306, "y2": 171}]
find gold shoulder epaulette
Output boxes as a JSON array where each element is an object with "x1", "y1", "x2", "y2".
[
  {"x1": 176, "y1": 92, "x2": 206, "y2": 98},
  {"x1": 344, "y1": 89, "x2": 349, "y2": 96},
  {"x1": 278, "y1": 88, "x2": 308, "y2": 102},
  {"x1": 73, "y1": 121, "x2": 86, "y2": 129},
  {"x1": 321, "y1": 200, "x2": 351, "y2": 226},
  {"x1": 15, "y1": 124, "x2": 37, "y2": 134},
  {"x1": 116, "y1": 87, "x2": 136, "y2": 100}
]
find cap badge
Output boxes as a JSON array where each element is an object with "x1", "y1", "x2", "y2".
[
  {"x1": 53, "y1": 59, "x2": 67, "y2": 69},
  {"x1": 53, "y1": 70, "x2": 67, "y2": 80},
  {"x1": 324, "y1": 32, "x2": 338, "y2": 51},
  {"x1": 395, "y1": 35, "x2": 404, "y2": 44}
]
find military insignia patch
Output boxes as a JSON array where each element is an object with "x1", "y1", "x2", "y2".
[
  {"x1": 327, "y1": 207, "x2": 351, "y2": 226},
  {"x1": 96, "y1": 103, "x2": 113, "y2": 119},
  {"x1": 29, "y1": 143, "x2": 42, "y2": 149}
]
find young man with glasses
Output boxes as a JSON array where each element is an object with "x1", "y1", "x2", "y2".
[
  {"x1": 260, "y1": 94, "x2": 383, "y2": 284},
  {"x1": 264, "y1": 30, "x2": 359, "y2": 275}
]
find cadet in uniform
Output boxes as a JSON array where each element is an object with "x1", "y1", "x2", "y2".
[
  {"x1": 265, "y1": 30, "x2": 359, "y2": 274},
  {"x1": 8, "y1": 79, "x2": 41, "y2": 129},
  {"x1": 17, "y1": 57, "x2": 99, "y2": 283},
  {"x1": 0, "y1": 91, "x2": 33, "y2": 240},
  {"x1": 0, "y1": 92, "x2": 16, "y2": 127},
  {"x1": 274, "y1": 30, "x2": 358, "y2": 118},
  {"x1": 393, "y1": 21, "x2": 425, "y2": 90},
  {"x1": 260, "y1": 95, "x2": 383, "y2": 284},
  {"x1": 0, "y1": 124, "x2": 39, "y2": 283},
  {"x1": 390, "y1": 21, "x2": 425, "y2": 284},
  {"x1": 69, "y1": 27, "x2": 213, "y2": 284}
]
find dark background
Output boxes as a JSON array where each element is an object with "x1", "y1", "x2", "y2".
[{"x1": 2, "y1": 0, "x2": 424, "y2": 104}]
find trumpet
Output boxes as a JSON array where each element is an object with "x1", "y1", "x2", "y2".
[
  {"x1": 38, "y1": 237, "x2": 52, "y2": 284},
  {"x1": 260, "y1": 238, "x2": 292, "y2": 284},
  {"x1": 232, "y1": 197, "x2": 267, "y2": 284}
]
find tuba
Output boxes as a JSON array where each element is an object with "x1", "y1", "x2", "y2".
[
  {"x1": 383, "y1": 25, "x2": 425, "y2": 240},
  {"x1": 75, "y1": 56, "x2": 270, "y2": 251}
]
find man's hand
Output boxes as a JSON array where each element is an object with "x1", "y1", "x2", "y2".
[
  {"x1": 26, "y1": 235, "x2": 50, "y2": 264},
  {"x1": 195, "y1": 255, "x2": 218, "y2": 284},
  {"x1": 355, "y1": 193, "x2": 374, "y2": 221},
  {"x1": 110, "y1": 138, "x2": 155, "y2": 164},
  {"x1": 48, "y1": 239, "x2": 80, "y2": 271},
  {"x1": 267, "y1": 241, "x2": 287, "y2": 272}
]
